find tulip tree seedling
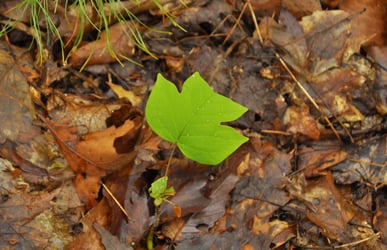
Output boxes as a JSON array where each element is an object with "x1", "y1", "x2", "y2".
[
  {"x1": 146, "y1": 72, "x2": 248, "y2": 165},
  {"x1": 145, "y1": 72, "x2": 248, "y2": 248},
  {"x1": 146, "y1": 71, "x2": 248, "y2": 204}
]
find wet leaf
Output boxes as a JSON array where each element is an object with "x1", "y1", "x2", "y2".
[
  {"x1": 283, "y1": 106, "x2": 320, "y2": 140},
  {"x1": 94, "y1": 222, "x2": 132, "y2": 250},
  {"x1": 145, "y1": 72, "x2": 248, "y2": 165},
  {"x1": 304, "y1": 173, "x2": 355, "y2": 242},
  {"x1": 300, "y1": 10, "x2": 351, "y2": 75},
  {"x1": 0, "y1": 41, "x2": 39, "y2": 144},
  {"x1": 297, "y1": 140, "x2": 348, "y2": 177},
  {"x1": 368, "y1": 46, "x2": 387, "y2": 115},
  {"x1": 332, "y1": 136, "x2": 387, "y2": 185}
]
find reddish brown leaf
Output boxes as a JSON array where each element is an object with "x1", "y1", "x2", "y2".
[
  {"x1": 67, "y1": 199, "x2": 112, "y2": 250},
  {"x1": 297, "y1": 140, "x2": 347, "y2": 177},
  {"x1": 248, "y1": 0, "x2": 281, "y2": 17},
  {"x1": 368, "y1": 46, "x2": 387, "y2": 115},
  {"x1": 282, "y1": 0, "x2": 321, "y2": 19},
  {"x1": 173, "y1": 205, "x2": 182, "y2": 218},
  {"x1": 374, "y1": 190, "x2": 387, "y2": 245},
  {"x1": 69, "y1": 22, "x2": 136, "y2": 67},
  {"x1": 283, "y1": 105, "x2": 320, "y2": 140},
  {"x1": 43, "y1": 111, "x2": 141, "y2": 208},
  {"x1": 304, "y1": 173, "x2": 355, "y2": 242},
  {"x1": 340, "y1": 0, "x2": 386, "y2": 49}
]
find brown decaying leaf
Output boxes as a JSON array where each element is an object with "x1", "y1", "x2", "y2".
[
  {"x1": 162, "y1": 217, "x2": 186, "y2": 243},
  {"x1": 0, "y1": 141, "x2": 50, "y2": 179},
  {"x1": 282, "y1": 105, "x2": 320, "y2": 140},
  {"x1": 106, "y1": 80, "x2": 142, "y2": 107},
  {"x1": 262, "y1": 9, "x2": 352, "y2": 78},
  {"x1": 75, "y1": 118, "x2": 141, "y2": 170},
  {"x1": 309, "y1": 67, "x2": 367, "y2": 124},
  {"x1": 48, "y1": 94, "x2": 122, "y2": 133},
  {"x1": 232, "y1": 138, "x2": 293, "y2": 247},
  {"x1": 332, "y1": 136, "x2": 387, "y2": 185},
  {"x1": 0, "y1": 41, "x2": 39, "y2": 144},
  {"x1": 247, "y1": 0, "x2": 281, "y2": 17},
  {"x1": 0, "y1": 189, "x2": 59, "y2": 223},
  {"x1": 45, "y1": 114, "x2": 142, "y2": 171},
  {"x1": 340, "y1": 0, "x2": 386, "y2": 49},
  {"x1": 368, "y1": 46, "x2": 387, "y2": 115},
  {"x1": 261, "y1": 10, "x2": 308, "y2": 75},
  {"x1": 154, "y1": 151, "x2": 244, "y2": 243},
  {"x1": 301, "y1": 10, "x2": 351, "y2": 76},
  {"x1": 66, "y1": 199, "x2": 111, "y2": 250},
  {"x1": 374, "y1": 190, "x2": 387, "y2": 245},
  {"x1": 43, "y1": 110, "x2": 141, "y2": 208},
  {"x1": 281, "y1": 0, "x2": 321, "y2": 19},
  {"x1": 70, "y1": 21, "x2": 136, "y2": 67},
  {"x1": 304, "y1": 173, "x2": 355, "y2": 242},
  {"x1": 118, "y1": 172, "x2": 150, "y2": 245},
  {"x1": 94, "y1": 222, "x2": 132, "y2": 250},
  {"x1": 297, "y1": 140, "x2": 347, "y2": 177},
  {"x1": 0, "y1": 189, "x2": 61, "y2": 249},
  {"x1": 176, "y1": 136, "x2": 294, "y2": 249}
]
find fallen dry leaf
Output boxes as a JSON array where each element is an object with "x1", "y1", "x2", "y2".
[
  {"x1": 300, "y1": 10, "x2": 351, "y2": 76},
  {"x1": 0, "y1": 41, "x2": 39, "y2": 144},
  {"x1": 43, "y1": 109, "x2": 142, "y2": 208},
  {"x1": 106, "y1": 80, "x2": 142, "y2": 107},
  {"x1": 374, "y1": 190, "x2": 387, "y2": 245},
  {"x1": 66, "y1": 199, "x2": 112, "y2": 250},
  {"x1": 368, "y1": 46, "x2": 387, "y2": 115},
  {"x1": 94, "y1": 222, "x2": 131, "y2": 250},
  {"x1": 261, "y1": 10, "x2": 308, "y2": 75},
  {"x1": 304, "y1": 173, "x2": 355, "y2": 242},
  {"x1": 282, "y1": 105, "x2": 320, "y2": 140},
  {"x1": 297, "y1": 140, "x2": 347, "y2": 177},
  {"x1": 340, "y1": 0, "x2": 386, "y2": 49},
  {"x1": 332, "y1": 135, "x2": 387, "y2": 185},
  {"x1": 69, "y1": 21, "x2": 136, "y2": 67},
  {"x1": 281, "y1": 0, "x2": 321, "y2": 19},
  {"x1": 0, "y1": 189, "x2": 60, "y2": 249}
]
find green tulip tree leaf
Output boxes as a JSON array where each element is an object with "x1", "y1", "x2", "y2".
[
  {"x1": 149, "y1": 176, "x2": 175, "y2": 206},
  {"x1": 145, "y1": 72, "x2": 248, "y2": 165}
]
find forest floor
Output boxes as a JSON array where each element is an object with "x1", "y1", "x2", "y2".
[{"x1": 0, "y1": 0, "x2": 386, "y2": 249}]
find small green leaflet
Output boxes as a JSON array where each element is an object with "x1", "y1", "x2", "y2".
[
  {"x1": 148, "y1": 176, "x2": 175, "y2": 206},
  {"x1": 145, "y1": 72, "x2": 248, "y2": 165}
]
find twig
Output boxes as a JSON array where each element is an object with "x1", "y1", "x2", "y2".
[
  {"x1": 100, "y1": 182, "x2": 131, "y2": 221},
  {"x1": 247, "y1": 0, "x2": 263, "y2": 44},
  {"x1": 295, "y1": 232, "x2": 381, "y2": 249},
  {"x1": 222, "y1": 1, "x2": 248, "y2": 46}
]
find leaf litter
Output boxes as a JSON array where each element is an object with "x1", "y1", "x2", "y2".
[{"x1": 0, "y1": 0, "x2": 386, "y2": 249}]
